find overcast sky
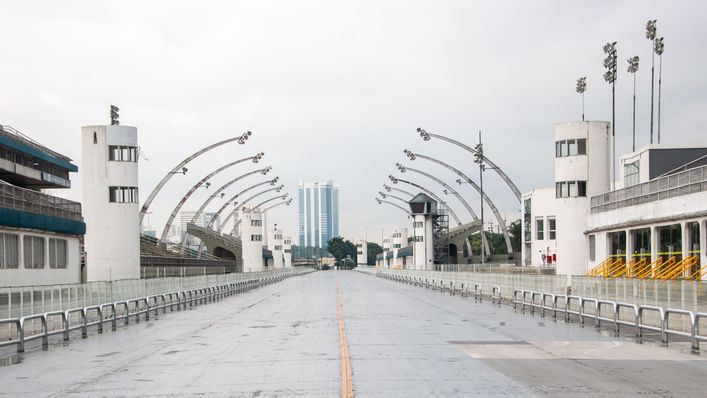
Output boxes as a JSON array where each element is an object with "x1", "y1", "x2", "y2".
[{"x1": 2, "y1": 1, "x2": 706, "y2": 245}]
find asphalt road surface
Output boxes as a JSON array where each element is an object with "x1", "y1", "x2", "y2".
[{"x1": 1, "y1": 270, "x2": 706, "y2": 397}]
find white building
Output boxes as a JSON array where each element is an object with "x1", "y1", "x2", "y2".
[
  {"x1": 355, "y1": 240, "x2": 368, "y2": 266},
  {"x1": 522, "y1": 120, "x2": 707, "y2": 279},
  {"x1": 82, "y1": 124, "x2": 140, "y2": 281},
  {"x1": 238, "y1": 206, "x2": 265, "y2": 272},
  {"x1": 283, "y1": 235, "x2": 293, "y2": 268},
  {"x1": 267, "y1": 226, "x2": 284, "y2": 269},
  {"x1": 410, "y1": 193, "x2": 436, "y2": 270}
]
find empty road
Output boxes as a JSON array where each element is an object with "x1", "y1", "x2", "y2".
[{"x1": 1, "y1": 270, "x2": 706, "y2": 397}]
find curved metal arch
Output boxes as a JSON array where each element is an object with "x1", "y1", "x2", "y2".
[
  {"x1": 390, "y1": 175, "x2": 485, "y2": 257},
  {"x1": 253, "y1": 194, "x2": 289, "y2": 210},
  {"x1": 139, "y1": 131, "x2": 252, "y2": 225},
  {"x1": 218, "y1": 185, "x2": 282, "y2": 233},
  {"x1": 383, "y1": 184, "x2": 414, "y2": 197},
  {"x1": 159, "y1": 155, "x2": 257, "y2": 243},
  {"x1": 389, "y1": 176, "x2": 462, "y2": 225},
  {"x1": 418, "y1": 128, "x2": 521, "y2": 202},
  {"x1": 409, "y1": 152, "x2": 513, "y2": 254},
  {"x1": 378, "y1": 191, "x2": 409, "y2": 204},
  {"x1": 181, "y1": 168, "x2": 265, "y2": 248},
  {"x1": 400, "y1": 165, "x2": 478, "y2": 220},
  {"x1": 376, "y1": 198, "x2": 412, "y2": 216},
  {"x1": 207, "y1": 178, "x2": 275, "y2": 230},
  {"x1": 262, "y1": 199, "x2": 291, "y2": 214}
]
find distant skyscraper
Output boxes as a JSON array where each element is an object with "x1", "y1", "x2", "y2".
[{"x1": 298, "y1": 181, "x2": 339, "y2": 252}]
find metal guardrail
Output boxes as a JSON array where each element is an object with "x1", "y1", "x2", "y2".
[
  {"x1": 0, "y1": 124, "x2": 73, "y2": 162},
  {"x1": 590, "y1": 164, "x2": 707, "y2": 213},
  {"x1": 0, "y1": 182, "x2": 82, "y2": 221},
  {"x1": 375, "y1": 270, "x2": 707, "y2": 352},
  {"x1": 0, "y1": 269, "x2": 313, "y2": 353}
]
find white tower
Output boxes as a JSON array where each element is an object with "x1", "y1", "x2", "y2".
[
  {"x1": 283, "y1": 236, "x2": 293, "y2": 268},
  {"x1": 409, "y1": 193, "x2": 436, "y2": 271},
  {"x1": 356, "y1": 240, "x2": 368, "y2": 266},
  {"x1": 268, "y1": 226, "x2": 284, "y2": 269},
  {"x1": 238, "y1": 206, "x2": 265, "y2": 272},
  {"x1": 82, "y1": 125, "x2": 140, "y2": 281}
]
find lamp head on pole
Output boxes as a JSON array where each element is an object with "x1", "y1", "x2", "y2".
[
  {"x1": 627, "y1": 56, "x2": 639, "y2": 73},
  {"x1": 270, "y1": 176, "x2": 279, "y2": 185},
  {"x1": 576, "y1": 77, "x2": 587, "y2": 94},
  {"x1": 375, "y1": 198, "x2": 382, "y2": 204},
  {"x1": 261, "y1": 165, "x2": 272, "y2": 175},
  {"x1": 416, "y1": 127, "x2": 431, "y2": 141},
  {"x1": 654, "y1": 37, "x2": 664, "y2": 55},
  {"x1": 388, "y1": 175, "x2": 398, "y2": 184},
  {"x1": 395, "y1": 162, "x2": 406, "y2": 173},
  {"x1": 383, "y1": 184, "x2": 392, "y2": 192},
  {"x1": 237, "y1": 130, "x2": 252, "y2": 145},
  {"x1": 378, "y1": 191, "x2": 386, "y2": 198},
  {"x1": 252, "y1": 151, "x2": 264, "y2": 163},
  {"x1": 403, "y1": 149, "x2": 416, "y2": 161},
  {"x1": 645, "y1": 20, "x2": 657, "y2": 41}
]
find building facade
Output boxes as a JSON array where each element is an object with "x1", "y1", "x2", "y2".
[
  {"x1": 0, "y1": 124, "x2": 85, "y2": 287},
  {"x1": 297, "y1": 180, "x2": 339, "y2": 253},
  {"x1": 82, "y1": 125, "x2": 140, "y2": 281}
]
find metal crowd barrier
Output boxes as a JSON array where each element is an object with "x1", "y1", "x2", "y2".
[
  {"x1": 0, "y1": 271, "x2": 303, "y2": 353},
  {"x1": 376, "y1": 271, "x2": 706, "y2": 352}
]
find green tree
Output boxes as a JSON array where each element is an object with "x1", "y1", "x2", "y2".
[
  {"x1": 367, "y1": 242, "x2": 383, "y2": 265},
  {"x1": 326, "y1": 236, "x2": 357, "y2": 266},
  {"x1": 509, "y1": 220, "x2": 522, "y2": 253}
]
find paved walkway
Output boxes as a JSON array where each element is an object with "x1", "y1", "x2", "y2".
[{"x1": 1, "y1": 271, "x2": 707, "y2": 397}]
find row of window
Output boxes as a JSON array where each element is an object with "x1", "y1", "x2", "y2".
[
  {"x1": 413, "y1": 222, "x2": 423, "y2": 228},
  {"x1": 555, "y1": 181, "x2": 587, "y2": 198},
  {"x1": 108, "y1": 145, "x2": 138, "y2": 162},
  {"x1": 392, "y1": 232, "x2": 402, "y2": 238},
  {"x1": 357, "y1": 251, "x2": 363, "y2": 255},
  {"x1": 555, "y1": 139, "x2": 587, "y2": 157},
  {"x1": 414, "y1": 236, "x2": 423, "y2": 242},
  {"x1": 284, "y1": 249, "x2": 292, "y2": 253},
  {"x1": 393, "y1": 243, "x2": 401, "y2": 248},
  {"x1": 274, "y1": 234, "x2": 283, "y2": 240},
  {"x1": 0, "y1": 233, "x2": 67, "y2": 269},
  {"x1": 251, "y1": 220, "x2": 262, "y2": 227},
  {"x1": 251, "y1": 235, "x2": 262, "y2": 241},
  {"x1": 274, "y1": 245, "x2": 282, "y2": 250},
  {"x1": 109, "y1": 186, "x2": 139, "y2": 203},
  {"x1": 535, "y1": 218, "x2": 557, "y2": 241},
  {"x1": 284, "y1": 240, "x2": 291, "y2": 245}
]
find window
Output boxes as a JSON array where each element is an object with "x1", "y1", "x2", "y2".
[
  {"x1": 556, "y1": 181, "x2": 587, "y2": 198},
  {"x1": 274, "y1": 245, "x2": 282, "y2": 250},
  {"x1": 555, "y1": 141, "x2": 562, "y2": 157},
  {"x1": 23, "y1": 235, "x2": 45, "y2": 269},
  {"x1": 536, "y1": 219, "x2": 544, "y2": 240},
  {"x1": 250, "y1": 220, "x2": 262, "y2": 227},
  {"x1": 624, "y1": 161, "x2": 640, "y2": 188},
  {"x1": 568, "y1": 139, "x2": 578, "y2": 156},
  {"x1": 393, "y1": 232, "x2": 401, "y2": 238},
  {"x1": 285, "y1": 249, "x2": 291, "y2": 253},
  {"x1": 414, "y1": 236, "x2": 424, "y2": 242},
  {"x1": 108, "y1": 145, "x2": 138, "y2": 162},
  {"x1": 109, "y1": 186, "x2": 139, "y2": 203},
  {"x1": 577, "y1": 139, "x2": 587, "y2": 155},
  {"x1": 548, "y1": 218, "x2": 556, "y2": 240},
  {"x1": 274, "y1": 234, "x2": 282, "y2": 240},
  {"x1": 560, "y1": 141, "x2": 568, "y2": 157},
  {"x1": 284, "y1": 240, "x2": 291, "y2": 245},
  {"x1": 383, "y1": 239, "x2": 390, "y2": 243},
  {"x1": 251, "y1": 235, "x2": 262, "y2": 241},
  {"x1": 0, "y1": 233, "x2": 19, "y2": 269},
  {"x1": 588, "y1": 235, "x2": 596, "y2": 261},
  {"x1": 49, "y1": 238, "x2": 67, "y2": 269},
  {"x1": 356, "y1": 243, "x2": 362, "y2": 248},
  {"x1": 393, "y1": 243, "x2": 401, "y2": 248},
  {"x1": 413, "y1": 222, "x2": 423, "y2": 228}
]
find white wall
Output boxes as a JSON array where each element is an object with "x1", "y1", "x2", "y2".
[
  {"x1": 0, "y1": 229, "x2": 80, "y2": 287},
  {"x1": 355, "y1": 240, "x2": 368, "y2": 265},
  {"x1": 412, "y1": 215, "x2": 434, "y2": 270},
  {"x1": 283, "y1": 236, "x2": 293, "y2": 268},
  {"x1": 82, "y1": 125, "x2": 140, "y2": 282},
  {"x1": 267, "y1": 228, "x2": 284, "y2": 269}
]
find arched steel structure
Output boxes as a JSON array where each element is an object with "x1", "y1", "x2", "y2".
[
  {"x1": 139, "y1": 131, "x2": 252, "y2": 225},
  {"x1": 218, "y1": 184, "x2": 283, "y2": 234},
  {"x1": 253, "y1": 194, "x2": 289, "y2": 210},
  {"x1": 389, "y1": 175, "x2": 462, "y2": 225},
  {"x1": 383, "y1": 184, "x2": 414, "y2": 198},
  {"x1": 262, "y1": 198, "x2": 292, "y2": 214},
  {"x1": 207, "y1": 175, "x2": 276, "y2": 230},
  {"x1": 417, "y1": 128, "x2": 521, "y2": 202},
  {"x1": 406, "y1": 150, "x2": 513, "y2": 254},
  {"x1": 375, "y1": 198, "x2": 412, "y2": 216},
  {"x1": 389, "y1": 175, "x2": 483, "y2": 257},
  {"x1": 159, "y1": 155, "x2": 259, "y2": 243},
  {"x1": 378, "y1": 191, "x2": 409, "y2": 204},
  {"x1": 397, "y1": 163, "x2": 478, "y2": 220},
  {"x1": 180, "y1": 166, "x2": 266, "y2": 248}
]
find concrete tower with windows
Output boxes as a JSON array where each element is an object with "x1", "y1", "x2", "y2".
[
  {"x1": 82, "y1": 125, "x2": 140, "y2": 281},
  {"x1": 409, "y1": 193, "x2": 436, "y2": 271},
  {"x1": 267, "y1": 226, "x2": 284, "y2": 269},
  {"x1": 356, "y1": 240, "x2": 368, "y2": 266},
  {"x1": 522, "y1": 121, "x2": 610, "y2": 275},
  {"x1": 283, "y1": 235, "x2": 293, "y2": 268},
  {"x1": 238, "y1": 206, "x2": 264, "y2": 272}
]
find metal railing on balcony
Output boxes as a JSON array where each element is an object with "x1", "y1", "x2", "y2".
[
  {"x1": 0, "y1": 124, "x2": 73, "y2": 162},
  {"x1": 591, "y1": 164, "x2": 707, "y2": 214},
  {"x1": 0, "y1": 182, "x2": 82, "y2": 221}
]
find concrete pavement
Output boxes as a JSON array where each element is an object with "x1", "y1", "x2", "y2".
[{"x1": 1, "y1": 270, "x2": 706, "y2": 397}]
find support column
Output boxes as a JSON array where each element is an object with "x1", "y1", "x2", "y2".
[
  {"x1": 651, "y1": 225, "x2": 659, "y2": 277},
  {"x1": 681, "y1": 222, "x2": 689, "y2": 262},
  {"x1": 625, "y1": 229, "x2": 633, "y2": 265},
  {"x1": 702, "y1": 220, "x2": 707, "y2": 280}
]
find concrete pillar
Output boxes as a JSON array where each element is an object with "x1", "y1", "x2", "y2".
[
  {"x1": 625, "y1": 229, "x2": 633, "y2": 264},
  {"x1": 681, "y1": 222, "x2": 689, "y2": 262},
  {"x1": 651, "y1": 225, "x2": 659, "y2": 276},
  {"x1": 701, "y1": 220, "x2": 707, "y2": 280}
]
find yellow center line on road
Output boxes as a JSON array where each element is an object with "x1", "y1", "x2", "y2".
[{"x1": 336, "y1": 280, "x2": 355, "y2": 398}]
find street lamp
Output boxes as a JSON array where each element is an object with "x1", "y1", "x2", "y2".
[
  {"x1": 627, "y1": 56, "x2": 640, "y2": 151},
  {"x1": 646, "y1": 20, "x2": 657, "y2": 143},
  {"x1": 576, "y1": 77, "x2": 587, "y2": 121},
  {"x1": 655, "y1": 36, "x2": 665, "y2": 144},
  {"x1": 603, "y1": 41, "x2": 618, "y2": 190},
  {"x1": 473, "y1": 131, "x2": 487, "y2": 266},
  {"x1": 169, "y1": 167, "x2": 188, "y2": 175}
]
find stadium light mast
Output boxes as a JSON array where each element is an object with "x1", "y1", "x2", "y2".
[
  {"x1": 655, "y1": 36, "x2": 665, "y2": 143},
  {"x1": 627, "y1": 56, "x2": 640, "y2": 151},
  {"x1": 576, "y1": 77, "x2": 587, "y2": 121},
  {"x1": 603, "y1": 41, "x2": 618, "y2": 190},
  {"x1": 646, "y1": 20, "x2": 657, "y2": 144}
]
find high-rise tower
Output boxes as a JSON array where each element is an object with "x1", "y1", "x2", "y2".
[{"x1": 298, "y1": 180, "x2": 339, "y2": 254}]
